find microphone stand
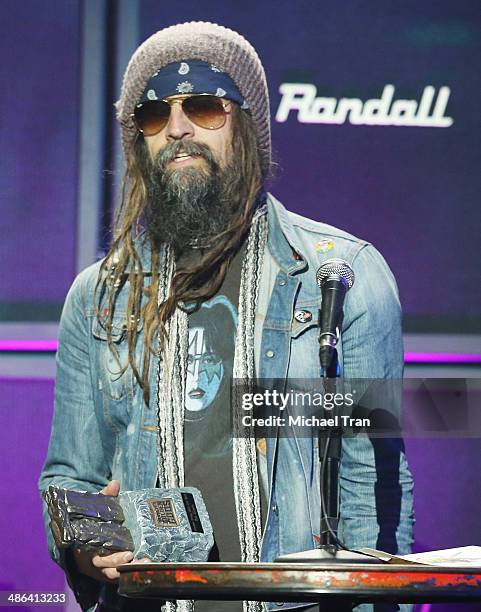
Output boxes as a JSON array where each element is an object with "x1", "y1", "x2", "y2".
[
  {"x1": 319, "y1": 350, "x2": 343, "y2": 553},
  {"x1": 276, "y1": 321, "x2": 380, "y2": 568}
]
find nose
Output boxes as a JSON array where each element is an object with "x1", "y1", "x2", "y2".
[{"x1": 164, "y1": 101, "x2": 194, "y2": 141}]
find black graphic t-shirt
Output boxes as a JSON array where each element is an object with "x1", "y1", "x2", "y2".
[{"x1": 183, "y1": 245, "x2": 254, "y2": 612}]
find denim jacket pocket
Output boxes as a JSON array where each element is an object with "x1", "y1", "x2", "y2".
[
  {"x1": 291, "y1": 319, "x2": 318, "y2": 339},
  {"x1": 92, "y1": 313, "x2": 142, "y2": 402}
]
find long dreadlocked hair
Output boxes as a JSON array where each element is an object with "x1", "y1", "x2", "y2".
[{"x1": 95, "y1": 105, "x2": 264, "y2": 404}]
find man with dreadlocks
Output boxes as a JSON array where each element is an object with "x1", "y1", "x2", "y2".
[{"x1": 40, "y1": 22, "x2": 414, "y2": 612}]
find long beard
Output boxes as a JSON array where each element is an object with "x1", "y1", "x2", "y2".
[{"x1": 145, "y1": 141, "x2": 243, "y2": 252}]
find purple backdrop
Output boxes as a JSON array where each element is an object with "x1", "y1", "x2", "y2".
[
  {"x1": 0, "y1": 0, "x2": 80, "y2": 310},
  {"x1": 1, "y1": 0, "x2": 479, "y2": 330},
  {"x1": 0, "y1": 378, "x2": 66, "y2": 610}
]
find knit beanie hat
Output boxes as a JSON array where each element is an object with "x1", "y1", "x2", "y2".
[{"x1": 116, "y1": 21, "x2": 271, "y2": 176}]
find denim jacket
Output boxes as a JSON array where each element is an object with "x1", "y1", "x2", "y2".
[{"x1": 39, "y1": 194, "x2": 414, "y2": 611}]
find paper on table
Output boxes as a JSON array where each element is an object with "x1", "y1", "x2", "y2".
[
  {"x1": 399, "y1": 546, "x2": 481, "y2": 567},
  {"x1": 355, "y1": 546, "x2": 481, "y2": 567}
]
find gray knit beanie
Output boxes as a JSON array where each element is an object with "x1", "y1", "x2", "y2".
[{"x1": 116, "y1": 21, "x2": 271, "y2": 176}]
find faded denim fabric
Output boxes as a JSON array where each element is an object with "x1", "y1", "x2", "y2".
[{"x1": 39, "y1": 194, "x2": 414, "y2": 612}]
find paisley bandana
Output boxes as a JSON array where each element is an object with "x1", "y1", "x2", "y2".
[{"x1": 139, "y1": 59, "x2": 250, "y2": 110}]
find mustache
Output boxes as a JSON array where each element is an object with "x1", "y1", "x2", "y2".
[{"x1": 151, "y1": 141, "x2": 218, "y2": 173}]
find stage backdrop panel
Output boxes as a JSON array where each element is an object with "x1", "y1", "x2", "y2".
[
  {"x1": 138, "y1": 0, "x2": 481, "y2": 334},
  {"x1": 0, "y1": 378, "x2": 66, "y2": 608},
  {"x1": 405, "y1": 437, "x2": 481, "y2": 612},
  {"x1": 0, "y1": 0, "x2": 81, "y2": 322}
]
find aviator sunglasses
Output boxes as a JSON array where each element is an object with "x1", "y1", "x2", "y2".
[{"x1": 132, "y1": 94, "x2": 231, "y2": 136}]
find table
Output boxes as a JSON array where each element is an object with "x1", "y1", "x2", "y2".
[{"x1": 118, "y1": 562, "x2": 481, "y2": 609}]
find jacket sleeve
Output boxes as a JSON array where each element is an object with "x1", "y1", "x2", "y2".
[
  {"x1": 38, "y1": 267, "x2": 108, "y2": 610},
  {"x1": 338, "y1": 244, "x2": 415, "y2": 558}
]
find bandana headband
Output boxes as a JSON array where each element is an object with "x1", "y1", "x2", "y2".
[{"x1": 139, "y1": 59, "x2": 250, "y2": 110}]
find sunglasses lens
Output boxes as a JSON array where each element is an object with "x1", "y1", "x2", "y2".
[
  {"x1": 134, "y1": 101, "x2": 170, "y2": 136},
  {"x1": 183, "y1": 95, "x2": 226, "y2": 129}
]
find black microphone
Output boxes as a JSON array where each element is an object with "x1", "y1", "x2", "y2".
[{"x1": 316, "y1": 259, "x2": 355, "y2": 371}]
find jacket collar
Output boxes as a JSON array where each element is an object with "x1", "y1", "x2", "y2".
[
  {"x1": 106, "y1": 232, "x2": 157, "y2": 275},
  {"x1": 266, "y1": 193, "x2": 307, "y2": 275}
]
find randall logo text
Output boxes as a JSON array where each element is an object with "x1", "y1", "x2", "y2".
[{"x1": 276, "y1": 84, "x2": 453, "y2": 128}]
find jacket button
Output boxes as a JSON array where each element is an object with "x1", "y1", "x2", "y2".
[
  {"x1": 265, "y1": 349, "x2": 275, "y2": 358},
  {"x1": 271, "y1": 503, "x2": 278, "y2": 513},
  {"x1": 279, "y1": 279, "x2": 286, "y2": 286}
]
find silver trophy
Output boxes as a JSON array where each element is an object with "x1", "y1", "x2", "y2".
[{"x1": 44, "y1": 486, "x2": 214, "y2": 562}]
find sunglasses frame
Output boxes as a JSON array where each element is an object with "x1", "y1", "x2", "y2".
[{"x1": 131, "y1": 93, "x2": 232, "y2": 136}]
